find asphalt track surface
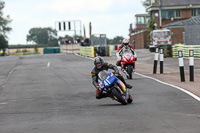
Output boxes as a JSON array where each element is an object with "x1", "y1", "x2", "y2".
[{"x1": 0, "y1": 54, "x2": 200, "y2": 133}]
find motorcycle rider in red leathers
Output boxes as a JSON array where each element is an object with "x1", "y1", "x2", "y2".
[{"x1": 116, "y1": 39, "x2": 137, "y2": 70}]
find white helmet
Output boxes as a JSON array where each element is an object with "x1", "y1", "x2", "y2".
[{"x1": 122, "y1": 38, "x2": 129, "y2": 46}]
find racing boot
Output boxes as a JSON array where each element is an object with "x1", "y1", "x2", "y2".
[
  {"x1": 102, "y1": 93, "x2": 109, "y2": 98},
  {"x1": 125, "y1": 83, "x2": 132, "y2": 89},
  {"x1": 96, "y1": 89, "x2": 109, "y2": 99}
]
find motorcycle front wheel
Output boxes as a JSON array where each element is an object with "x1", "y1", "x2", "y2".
[{"x1": 127, "y1": 65, "x2": 132, "y2": 79}]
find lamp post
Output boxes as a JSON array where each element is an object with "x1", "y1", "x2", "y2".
[
  {"x1": 155, "y1": 13, "x2": 159, "y2": 29},
  {"x1": 159, "y1": 0, "x2": 162, "y2": 28}
]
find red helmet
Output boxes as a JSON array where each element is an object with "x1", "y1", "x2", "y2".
[{"x1": 122, "y1": 38, "x2": 129, "y2": 46}]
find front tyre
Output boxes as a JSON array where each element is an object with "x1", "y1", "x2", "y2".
[
  {"x1": 127, "y1": 65, "x2": 132, "y2": 79},
  {"x1": 112, "y1": 88, "x2": 127, "y2": 105}
]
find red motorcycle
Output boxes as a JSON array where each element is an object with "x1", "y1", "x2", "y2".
[{"x1": 121, "y1": 53, "x2": 136, "y2": 79}]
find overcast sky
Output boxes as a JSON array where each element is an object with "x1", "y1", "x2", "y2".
[{"x1": 4, "y1": 0, "x2": 146, "y2": 44}]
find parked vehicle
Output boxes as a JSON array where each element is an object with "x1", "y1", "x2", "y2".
[
  {"x1": 149, "y1": 28, "x2": 172, "y2": 52},
  {"x1": 98, "y1": 70, "x2": 132, "y2": 105}
]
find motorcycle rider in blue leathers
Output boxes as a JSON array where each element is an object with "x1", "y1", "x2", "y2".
[{"x1": 91, "y1": 56, "x2": 132, "y2": 99}]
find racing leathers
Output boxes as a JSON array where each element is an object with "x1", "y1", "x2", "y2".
[{"x1": 116, "y1": 44, "x2": 137, "y2": 66}]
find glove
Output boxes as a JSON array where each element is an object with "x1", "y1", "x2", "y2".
[
  {"x1": 115, "y1": 71, "x2": 120, "y2": 75},
  {"x1": 135, "y1": 57, "x2": 137, "y2": 61},
  {"x1": 96, "y1": 86, "x2": 101, "y2": 91}
]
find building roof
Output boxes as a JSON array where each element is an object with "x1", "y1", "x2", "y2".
[
  {"x1": 135, "y1": 14, "x2": 150, "y2": 17},
  {"x1": 163, "y1": 15, "x2": 200, "y2": 28},
  {"x1": 153, "y1": 0, "x2": 200, "y2": 7},
  {"x1": 147, "y1": 0, "x2": 200, "y2": 11}
]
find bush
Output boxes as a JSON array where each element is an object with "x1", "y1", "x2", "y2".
[
  {"x1": 34, "y1": 45, "x2": 38, "y2": 53},
  {"x1": 16, "y1": 49, "x2": 21, "y2": 53},
  {"x1": 22, "y1": 49, "x2": 29, "y2": 53}
]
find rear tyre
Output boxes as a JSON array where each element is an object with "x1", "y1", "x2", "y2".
[
  {"x1": 127, "y1": 94, "x2": 133, "y2": 103},
  {"x1": 112, "y1": 88, "x2": 127, "y2": 105},
  {"x1": 127, "y1": 65, "x2": 132, "y2": 79}
]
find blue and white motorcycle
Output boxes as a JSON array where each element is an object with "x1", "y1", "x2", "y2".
[{"x1": 98, "y1": 70, "x2": 133, "y2": 105}]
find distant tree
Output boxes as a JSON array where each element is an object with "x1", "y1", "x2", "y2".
[
  {"x1": 0, "y1": 0, "x2": 12, "y2": 50},
  {"x1": 34, "y1": 45, "x2": 38, "y2": 53},
  {"x1": 26, "y1": 27, "x2": 58, "y2": 46},
  {"x1": 0, "y1": 35, "x2": 8, "y2": 49},
  {"x1": 108, "y1": 36, "x2": 124, "y2": 44},
  {"x1": 147, "y1": 19, "x2": 155, "y2": 45}
]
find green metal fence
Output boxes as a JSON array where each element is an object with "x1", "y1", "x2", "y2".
[{"x1": 43, "y1": 48, "x2": 60, "y2": 54}]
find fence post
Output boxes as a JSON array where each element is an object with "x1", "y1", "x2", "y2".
[
  {"x1": 189, "y1": 50, "x2": 194, "y2": 82},
  {"x1": 160, "y1": 47, "x2": 164, "y2": 74},
  {"x1": 178, "y1": 51, "x2": 185, "y2": 82},
  {"x1": 153, "y1": 48, "x2": 159, "y2": 74}
]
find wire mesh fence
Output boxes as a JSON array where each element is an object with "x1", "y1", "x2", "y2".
[{"x1": 185, "y1": 25, "x2": 200, "y2": 45}]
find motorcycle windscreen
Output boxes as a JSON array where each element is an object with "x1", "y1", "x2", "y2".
[
  {"x1": 98, "y1": 70, "x2": 116, "y2": 88},
  {"x1": 98, "y1": 70, "x2": 108, "y2": 81}
]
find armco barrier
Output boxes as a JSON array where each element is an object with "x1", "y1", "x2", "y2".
[
  {"x1": 23, "y1": 52, "x2": 41, "y2": 55},
  {"x1": 43, "y1": 48, "x2": 60, "y2": 54},
  {"x1": 13, "y1": 52, "x2": 41, "y2": 56},
  {"x1": 172, "y1": 44, "x2": 200, "y2": 58},
  {"x1": 80, "y1": 46, "x2": 95, "y2": 58},
  {"x1": 109, "y1": 46, "x2": 111, "y2": 57}
]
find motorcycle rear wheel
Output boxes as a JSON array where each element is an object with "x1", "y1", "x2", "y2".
[
  {"x1": 127, "y1": 94, "x2": 133, "y2": 103},
  {"x1": 112, "y1": 88, "x2": 127, "y2": 105}
]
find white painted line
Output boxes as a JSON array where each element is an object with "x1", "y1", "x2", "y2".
[
  {"x1": 47, "y1": 62, "x2": 51, "y2": 67},
  {"x1": 135, "y1": 72, "x2": 200, "y2": 102},
  {"x1": 9, "y1": 68, "x2": 14, "y2": 75},
  {"x1": 0, "y1": 102, "x2": 7, "y2": 105},
  {"x1": 75, "y1": 53, "x2": 94, "y2": 60}
]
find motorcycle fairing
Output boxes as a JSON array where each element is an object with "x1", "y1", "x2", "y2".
[
  {"x1": 116, "y1": 80, "x2": 126, "y2": 93},
  {"x1": 98, "y1": 70, "x2": 117, "y2": 89},
  {"x1": 98, "y1": 70, "x2": 129, "y2": 100}
]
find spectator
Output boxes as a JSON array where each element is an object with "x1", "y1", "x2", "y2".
[
  {"x1": 0, "y1": 49, "x2": 3, "y2": 56},
  {"x1": 5, "y1": 48, "x2": 10, "y2": 56}
]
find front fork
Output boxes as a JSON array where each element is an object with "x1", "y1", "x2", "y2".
[
  {"x1": 117, "y1": 65, "x2": 130, "y2": 78},
  {"x1": 120, "y1": 63, "x2": 135, "y2": 76}
]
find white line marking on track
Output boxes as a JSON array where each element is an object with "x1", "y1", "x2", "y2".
[
  {"x1": 9, "y1": 68, "x2": 14, "y2": 75},
  {"x1": 47, "y1": 62, "x2": 51, "y2": 67},
  {"x1": 0, "y1": 102, "x2": 7, "y2": 105},
  {"x1": 135, "y1": 72, "x2": 200, "y2": 102}
]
